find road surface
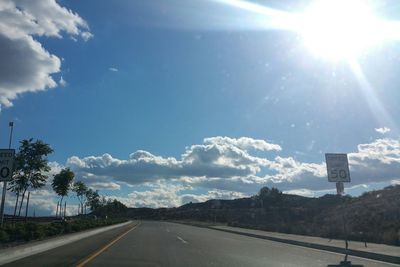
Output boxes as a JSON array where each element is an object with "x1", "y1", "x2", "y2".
[{"x1": 4, "y1": 221, "x2": 397, "y2": 267}]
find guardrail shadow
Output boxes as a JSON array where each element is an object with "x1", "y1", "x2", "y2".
[{"x1": 327, "y1": 254, "x2": 364, "y2": 267}]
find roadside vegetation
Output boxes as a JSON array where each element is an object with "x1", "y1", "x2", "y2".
[
  {"x1": 0, "y1": 218, "x2": 127, "y2": 244},
  {"x1": 0, "y1": 138, "x2": 128, "y2": 245}
]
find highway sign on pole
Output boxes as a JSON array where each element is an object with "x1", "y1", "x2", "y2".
[
  {"x1": 0, "y1": 149, "x2": 15, "y2": 182},
  {"x1": 325, "y1": 153, "x2": 350, "y2": 183},
  {"x1": 325, "y1": 153, "x2": 351, "y2": 256}
]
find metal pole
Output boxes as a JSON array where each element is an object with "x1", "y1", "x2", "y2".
[
  {"x1": 338, "y1": 184, "x2": 349, "y2": 264},
  {"x1": 0, "y1": 122, "x2": 14, "y2": 227},
  {"x1": 342, "y1": 196, "x2": 349, "y2": 251},
  {"x1": 8, "y1": 122, "x2": 13, "y2": 149},
  {"x1": 0, "y1": 182, "x2": 6, "y2": 227}
]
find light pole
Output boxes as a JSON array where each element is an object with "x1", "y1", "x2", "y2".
[{"x1": 8, "y1": 122, "x2": 13, "y2": 149}]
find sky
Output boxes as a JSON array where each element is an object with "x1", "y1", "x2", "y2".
[{"x1": 1, "y1": 0, "x2": 400, "y2": 215}]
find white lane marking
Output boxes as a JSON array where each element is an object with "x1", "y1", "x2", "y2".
[{"x1": 177, "y1": 236, "x2": 188, "y2": 244}]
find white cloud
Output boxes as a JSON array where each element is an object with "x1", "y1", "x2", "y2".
[
  {"x1": 0, "y1": 0, "x2": 91, "y2": 107},
  {"x1": 67, "y1": 136, "x2": 400, "y2": 197},
  {"x1": 67, "y1": 136, "x2": 277, "y2": 185},
  {"x1": 375, "y1": 127, "x2": 391, "y2": 134},
  {"x1": 109, "y1": 183, "x2": 185, "y2": 208},
  {"x1": 204, "y1": 136, "x2": 281, "y2": 152},
  {"x1": 107, "y1": 181, "x2": 247, "y2": 208},
  {"x1": 262, "y1": 138, "x2": 400, "y2": 191},
  {"x1": 108, "y1": 67, "x2": 118, "y2": 72},
  {"x1": 5, "y1": 137, "x2": 400, "y2": 211},
  {"x1": 59, "y1": 76, "x2": 67, "y2": 87}
]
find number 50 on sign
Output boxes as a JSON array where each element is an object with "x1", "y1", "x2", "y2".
[
  {"x1": 0, "y1": 149, "x2": 15, "y2": 182},
  {"x1": 325, "y1": 153, "x2": 351, "y2": 183}
]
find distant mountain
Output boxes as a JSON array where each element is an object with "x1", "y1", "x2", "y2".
[{"x1": 126, "y1": 185, "x2": 400, "y2": 246}]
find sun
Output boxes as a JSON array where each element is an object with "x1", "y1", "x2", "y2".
[{"x1": 297, "y1": 0, "x2": 385, "y2": 61}]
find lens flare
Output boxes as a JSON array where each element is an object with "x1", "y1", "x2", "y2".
[{"x1": 297, "y1": 0, "x2": 389, "y2": 60}]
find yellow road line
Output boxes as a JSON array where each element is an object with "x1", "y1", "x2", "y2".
[{"x1": 76, "y1": 222, "x2": 141, "y2": 267}]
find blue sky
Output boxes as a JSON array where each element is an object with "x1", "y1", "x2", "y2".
[{"x1": 1, "y1": 0, "x2": 400, "y2": 215}]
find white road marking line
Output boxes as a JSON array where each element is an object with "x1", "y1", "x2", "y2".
[{"x1": 177, "y1": 236, "x2": 188, "y2": 244}]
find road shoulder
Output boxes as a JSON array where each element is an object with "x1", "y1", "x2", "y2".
[
  {"x1": 171, "y1": 221, "x2": 400, "y2": 265},
  {"x1": 0, "y1": 220, "x2": 135, "y2": 266}
]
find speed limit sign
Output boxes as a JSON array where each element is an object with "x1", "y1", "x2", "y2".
[
  {"x1": 325, "y1": 153, "x2": 350, "y2": 182},
  {"x1": 0, "y1": 149, "x2": 15, "y2": 182}
]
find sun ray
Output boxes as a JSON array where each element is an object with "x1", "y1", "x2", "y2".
[
  {"x1": 348, "y1": 59, "x2": 398, "y2": 132},
  {"x1": 211, "y1": 0, "x2": 296, "y2": 30}
]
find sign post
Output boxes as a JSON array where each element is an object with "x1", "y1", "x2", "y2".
[
  {"x1": 325, "y1": 153, "x2": 350, "y2": 195},
  {"x1": 0, "y1": 149, "x2": 15, "y2": 227},
  {"x1": 325, "y1": 153, "x2": 351, "y2": 264}
]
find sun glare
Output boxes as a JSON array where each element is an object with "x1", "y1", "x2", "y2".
[{"x1": 298, "y1": 0, "x2": 385, "y2": 61}]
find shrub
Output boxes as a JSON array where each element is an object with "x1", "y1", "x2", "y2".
[
  {"x1": 382, "y1": 229, "x2": 399, "y2": 246},
  {"x1": 23, "y1": 223, "x2": 40, "y2": 241},
  {"x1": 0, "y1": 218, "x2": 126, "y2": 244},
  {"x1": 0, "y1": 229, "x2": 9, "y2": 242}
]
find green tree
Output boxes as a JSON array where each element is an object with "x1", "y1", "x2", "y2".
[
  {"x1": 52, "y1": 168, "x2": 74, "y2": 217},
  {"x1": 257, "y1": 187, "x2": 282, "y2": 209},
  {"x1": 9, "y1": 139, "x2": 53, "y2": 216},
  {"x1": 93, "y1": 198, "x2": 127, "y2": 217},
  {"x1": 73, "y1": 181, "x2": 88, "y2": 214},
  {"x1": 86, "y1": 188, "x2": 100, "y2": 212}
]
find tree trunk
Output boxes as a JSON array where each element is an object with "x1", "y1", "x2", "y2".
[
  {"x1": 24, "y1": 191, "x2": 30, "y2": 222},
  {"x1": 56, "y1": 201, "x2": 59, "y2": 217},
  {"x1": 60, "y1": 196, "x2": 64, "y2": 218},
  {"x1": 18, "y1": 189, "x2": 27, "y2": 216},
  {"x1": 64, "y1": 201, "x2": 66, "y2": 218},
  {"x1": 13, "y1": 192, "x2": 19, "y2": 217}
]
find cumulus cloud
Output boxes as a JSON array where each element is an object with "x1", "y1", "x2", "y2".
[
  {"x1": 23, "y1": 136, "x2": 400, "y2": 211},
  {"x1": 67, "y1": 136, "x2": 277, "y2": 185},
  {"x1": 0, "y1": 0, "x2": 91, "y2": 106},
  {"x1": 107, "y1": 182, "x2": 247, "y2": 208},
  {"x1": 66, "y1": 136, "x2": 400, "y2": 196},
  {"x1": 184, "y1": 189, "x2": 247, "y2": 203},
  {"x1": 375, "y1": 127, "x2": 391, "y2": 134},
  {"x1": 262, "y1": 138, "x2": 400, "y2": 191},
  {"x1": 204, "y1": 136, "x2": 281, "y2": 151}
]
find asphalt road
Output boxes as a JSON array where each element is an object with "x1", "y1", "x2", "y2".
[{"x1": 4, "y1": 221, "x2": 398, "y2": 267}]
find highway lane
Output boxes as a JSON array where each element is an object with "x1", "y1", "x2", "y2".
[
  {"x1": 87, "y1": 221, "x2": 394, "y2": 267},
  {"x1": 4, "y1": 221, "x2": 398, "y2": 267}
]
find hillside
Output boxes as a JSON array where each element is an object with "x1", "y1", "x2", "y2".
[{"x1": 126, "y1": 185, "x2": 400, "y2": 246}]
